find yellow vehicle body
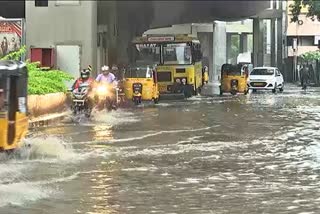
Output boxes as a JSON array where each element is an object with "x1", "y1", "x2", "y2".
[
  {"x1": 132, "y1": 34, "x2": 205, "y2": 98},
  {"x1": 123, "y1": 66, "x2": 159, "y2": 104},
  {"x1": 0, "y1": 60, "x2": 29, "y2": 151},
  {"x1": 156, "y1": 62, "x2": 203, "y2": 94},
  {"x1": 0, "y1": 112, "x2": 28, "y2": 151},
  {"x1": 124, "y1": 78, "x2": 159, "y2": 101},
  {"x1": 220, "y1": 63, "x2": 249, "y2": 95}
]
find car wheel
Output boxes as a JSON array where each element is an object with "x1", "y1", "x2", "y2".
[
  {"x1": 279, "y1": 83, "x2": 284, "y2": 92},
  {"x1": 272, "y1": 83, "x2": 277, "y2": 94},
  {"x1": 252, "y1": 89, "x2": 257, "y2": 93}
]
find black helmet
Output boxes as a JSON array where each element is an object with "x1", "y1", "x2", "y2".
[{"x1": 80, "y1": 68, "x2": 90, "y2": 80}]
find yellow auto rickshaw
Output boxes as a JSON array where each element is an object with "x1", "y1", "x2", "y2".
[
  {"x1": 123, "y1": 65, "x2": 159, "y2": 105},
  {"x1": 0, "y1": 60, "x2": 29, "y2": 152},
  {"x1": 219, "y1": 63, "x2": 249, "y2": 96}
]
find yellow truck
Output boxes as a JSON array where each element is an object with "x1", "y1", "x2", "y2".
[{"x1": 132, "y1": 34, "x2": 208, "y2": 98}]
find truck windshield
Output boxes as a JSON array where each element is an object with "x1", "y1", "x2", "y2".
[
  {"x1": 135, "y1": 44, "x2": 160, "y2": 65},
  {"x1": 251, "y1": 69, "x2": 274, "y2": 75},
  {"x1": 163, "y1": 43, "x2": 192, "y2": 65}
]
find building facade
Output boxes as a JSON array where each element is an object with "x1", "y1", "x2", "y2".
[
  {"x1": 26, "y1": 0, "x2": 97, "y2": 80},
  {"x1": 286, "y1": 0, "x2": 320, "y2": 82}
]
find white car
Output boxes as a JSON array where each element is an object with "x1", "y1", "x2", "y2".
[{"x1": 248, "y1": 67, "x2": 284, "y2": 93}]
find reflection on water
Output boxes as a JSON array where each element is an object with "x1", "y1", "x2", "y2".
[
  {"x1": 92, "y1": 125, "x2": 114, "y2": 142},
  {"x1": 2, "y1": 86, "x2": 320, "y2": 213}
]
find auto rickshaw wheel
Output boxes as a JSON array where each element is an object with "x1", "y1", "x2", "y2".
[
  {"x1": 244, "y1": 89, "x2": 249, "y2": 95},
  {"x1": 230, "y1": 90, "x2": 237, "y2": 96},
  {"x1": 154, "y1": 98, "x2": 159, "y2": 104}
]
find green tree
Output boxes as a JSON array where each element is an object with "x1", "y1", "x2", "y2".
[{"x1": 290, "y1": 0, "x2": 320, "y2": 22}]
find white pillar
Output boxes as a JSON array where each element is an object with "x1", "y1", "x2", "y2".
[
  {"x1": 212, "y1": 21, "x2": 226, "y2": 94},
  {"x1": 201, "y1": 21, "x2": 226, "y2": 96}
]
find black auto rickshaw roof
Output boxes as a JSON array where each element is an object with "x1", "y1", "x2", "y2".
[{"x1": 0, "y1": 60, "x2": 27, "y2": 76}]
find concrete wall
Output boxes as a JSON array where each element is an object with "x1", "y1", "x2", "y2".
[{"x1": 26, "y1": 0, "x2": 97, "y2": 73}]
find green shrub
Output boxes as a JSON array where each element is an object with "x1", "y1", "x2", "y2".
[{"x1": 1, "y1": 46, "x2": 74, "y2": 95}]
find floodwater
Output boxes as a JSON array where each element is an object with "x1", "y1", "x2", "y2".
[{"x1": 1, "y1": 85, "x2": 320, "y2": 214}]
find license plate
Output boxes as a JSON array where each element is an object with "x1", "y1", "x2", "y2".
[
  {"x1": 158, "y1": 85, "x2": 167, "y2": 91},
  {"x1": 254, "y1": 83, "x2": 264, "y2": 86}
]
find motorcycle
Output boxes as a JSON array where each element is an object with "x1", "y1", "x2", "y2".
[
  {"x1": 70, "y1": 82, "x2": 93, "y2": 118},
  {"x1": 94, "y1": 82, "x2": 119, "y2": 111}
]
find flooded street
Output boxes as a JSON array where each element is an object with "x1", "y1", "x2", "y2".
[{"x1": 2, "y1": 85, "x2": 320, "y2": 214}]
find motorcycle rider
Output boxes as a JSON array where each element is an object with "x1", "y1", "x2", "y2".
[
  {"x1": 71, "y1": 68, "x2": 95, "y2": 114},
  {"x1": 96, "y1": 65, "x2": 117, "y2": 84},
  {"x1": 72, "y1": 68, "x2": 95, "y2": 92},
  {"x1": 96, "y1": 65, "x2": 118, "y2": 110}
]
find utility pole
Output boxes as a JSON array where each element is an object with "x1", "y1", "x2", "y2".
[{"x1": 292, "y1": 38, "x2": 297, "y2": 82}]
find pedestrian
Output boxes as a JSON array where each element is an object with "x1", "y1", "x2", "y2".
[
  {"x1": 0, "y1": 89, "x2": 4, "y2": 110},
  {"x1": 300, "y1": 64, "x2": 309, "y2": 88}
]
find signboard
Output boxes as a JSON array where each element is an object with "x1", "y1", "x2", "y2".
[
  {"x1": 147, "y1": 36, "x2": 175, "y2": 42},
  {"x1": 0, "y1": 19, "x2": 23, "y2": 59}
]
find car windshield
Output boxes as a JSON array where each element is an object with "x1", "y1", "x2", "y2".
[
  {"x1": 135, "y1": 44, "x2": 160, "y2": 65},
  {"x1": 125, "y1": 67, "x2": 153, "y2": 78},
  {"x1": 251, "y1": 68, "x2": 274, "y2": 75},
  {"x1": 163, "y1": 43, "x2": 192, "y2": 65}
]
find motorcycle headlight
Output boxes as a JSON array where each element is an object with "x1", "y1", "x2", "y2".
[{"x1": 96, "y1": 85, "x2": 108, "y2": 96}]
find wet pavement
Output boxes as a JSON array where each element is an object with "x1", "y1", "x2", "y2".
[{"x1": 1, "y1": 85, "x2": 320, "y2": 214}]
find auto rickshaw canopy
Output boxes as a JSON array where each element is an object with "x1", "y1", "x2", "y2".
[
  {"x1": 221, "y1": 63, "x2": 242, "y2": 76},
  {"x1": 0, "y1": 60, "x2": 28, "y2": 99},
  {"x1": 0, "y1": 60, "x2": 27, "y2": 76}
]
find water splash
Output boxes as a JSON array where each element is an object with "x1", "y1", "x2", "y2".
[{"x1": 16, "y1": 136, "x2": 89, "y2": 163}]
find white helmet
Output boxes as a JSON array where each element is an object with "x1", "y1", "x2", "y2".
[{"x1": 102, "y1": 65, "x2": 109, "y2": 71}]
